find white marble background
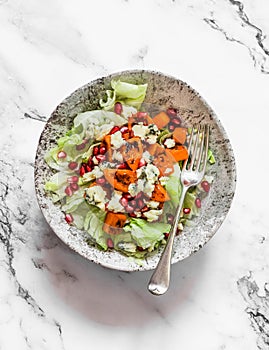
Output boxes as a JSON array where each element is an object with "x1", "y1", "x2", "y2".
[{"x1": 1, "y1": 0, "x2": 269, "y2": 349}]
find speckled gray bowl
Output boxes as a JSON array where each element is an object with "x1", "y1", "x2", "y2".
[{"x1": 34, "y1": 70, "x2": 236, "y2": 272}]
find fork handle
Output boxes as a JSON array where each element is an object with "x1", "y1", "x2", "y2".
[{"x1": 148, "y1": 186, "x2": 188, "y2": 295}]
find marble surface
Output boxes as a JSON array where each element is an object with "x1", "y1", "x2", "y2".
[{"x1": 1, "y1": 0, "x2": 269, "y2": 349}]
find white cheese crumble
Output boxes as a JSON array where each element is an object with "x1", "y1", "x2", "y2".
[
  {"x1": 132, "y1": 124, "x2": 148, "y2": 139},
  {"x1": 164, "y1": 138, "x2": 176, "y2": 148},
  {"x1": 147, "y1": 201, "x2": 160, "y2": 209},
  {"x1": 106, "y1": 191, "x2": 124, "y2": 212},
  {"x1": 159, "y1": 176, "x2": 169, "y2": 186},
  {"x1": 143, "y1": 209, "x2": 163, "y2": 222},
  {"x1": 144, "y1": 164, "x2": 160, "y2": 183},
  {"x1": 146, "y1": 134, "x2": 158, "y2": 144},
  {"x1": 85, "y1": 185, "x2": 107, "y2": 211},
  {"x1": 81, "y1": 166, "x2": 103, "y2": 182},
  {"x1": 142, "y1": 151, "x2": 153, "y2": 164},
  {"x1": 111, "y1": 131, "x2": 125, "y2": 148}
]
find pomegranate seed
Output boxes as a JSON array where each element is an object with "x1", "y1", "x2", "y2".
[
  {"x1": 201, "y1": 180, "x2": 210, "y2": 193},
  {"x1": 99, "y1": 146, "x2": 106, "y2": 155},
  {"x1": 166, "y1": 108, "x2": 177, "y2": 117},
  {"x1": 171, "y1": 117, "x2": 181, "y2": 126},
  {"x1": 137, "y1": 246, "x2": 144, "y2": 251},
  {"x1": 88, "y1": 158, "x2": 94, "y2": 167},
  {"x1": 125, "y1": 205, "x2": 134, "y2": 213},
  {"x1": 107, "y1": 238, "x2": 114, "y2": 248},
  {"x1": 129, "y1": 200, "x2": 137, "y2": 207},
  {"x1": 141, "y1": 206, "x2": 149, "y2": 212},
  {"x1": 137, "y1": 199, "x2": 144, "y2": 209},
  {"x1": 120, "y1": 126, "x2": 129, "y2": 134},
  {"x1": 176, "y1": 228, "x2": 180, "y2": 236},
  {"x1": 57, "y1": 151, "x2": 67, "y2": 159},
  {"x1": 138, "y1": 158, "x2": 146, "y2": 168},
  {"x1": 96, "y1": 154, "x2": 106, "y2": 162},
  {"x1": 168, "y1": 124, "x2": 175, "y2": 132},
  {"x1": 68, "y1": 161, "x2": 78, "y2": 170},
  {"x1": 110, "y1": 126, "x2": 120, "y2": 134},
  {"x1": 96, "y1": 177, "x2": 106, "y2": 185},
  {"x1": 76, "y1": 143, "x2": 86, "y2": 151},
  {"x1": 64, "y1": 186, "x2": 73, "y2": 196},
  {"x1": 129, "y1": 130, "x2": 134, "y2": 138},
  {"x1": 80, "y1": 166, "x2": 85, "y2": 176},
  {"x1": 129, "y1": 213, "x2": 137, "y2": 218},
  {"x1": 117, "y1": 162, "x2": 128, "y2": 169},
  {"x1": 183, "y1": 208, "x2": 191, "y2": 215},
  {"x1": 114, "y1": 102, "x2": 123, "y2": 115},
  {"x1": 137, "y1": 112, "x2": 148, "y2": 118},
  {"x1": 93, "y1": 146, "x2": 99, "y2": 156},
  {"x1": 67, "y1": 175, "x2": 79, "y2": 183},
  {"x1": 65, "y1": 213, "x2": 73, "y2": 224},
  {"x1": 195, "y1": 198, "x2": 201, "y2": 208},
  {"x1": 86, "y1": 165, "x2": 92, "y2": 172},
  {"x1": 136, "y1": 192, "x2": 143, "y2": 199},
  {"x1": 164, "y1": 232, "x2": 170, "y2": 239},
  {"x1": 122, "y1": 193, "x2": 133, "y2": 200},
  {"x1": 70, "y1": 183, "x2": 79, "y2": 191},
  {"x1": 166, "y1": 213, "x2": 174, "y2": 224},
  {"x1": 120, "y1": 197, "x2": 129, "y2": 207}
]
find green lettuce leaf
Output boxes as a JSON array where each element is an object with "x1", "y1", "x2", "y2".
[
  {"x1": 83, "y1": 205, "x2": 107, "y2": 250},
  {"x1": 123, "y1": 218, "x2": 170, "y2": 250}
]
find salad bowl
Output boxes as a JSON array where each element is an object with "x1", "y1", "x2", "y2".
[{"x1": 34, "y1": 70, "x2": 236, "y2": 272}]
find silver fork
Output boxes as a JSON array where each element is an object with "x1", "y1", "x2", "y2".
[{"x1": 148, "y1": 124, "x2": 210, "y2": 296}]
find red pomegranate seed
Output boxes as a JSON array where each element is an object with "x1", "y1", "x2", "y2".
[
  {"x1": 65, "y1": 213, "x2": 73, "y2": 224},
  {"x1": 183, "y1": 208, "x2": 191, "y2": 215},
  {"x1": 171, "y1": 117, "x2": 181, "y2": 125},
  {"x1": 136, "y1": 192, "x2": 143, "y2": 199},
  {"x1": 70, "y1": 183, "x2": 79, "y2": 191},
  {"x1": 137, "y1": 246, "x2": 144, "y2": 251},
  {"x1": 107, "y1": 238, "x2": 114, "y2": 248},
  {"x1": 195, "y1": 198, "x2": 201, "y2": 208},
  {"x1": 120, "y1": 197, "x2": 129, "y2": 207},
  {"x1": 110, "y1": 126, "x2": 120, "y2": 134},
  {"x1": 93, "y1": 146, "x2": 99, "y2": 156},
  {"x1": 201, "y1": 180, "x2": 210, "y2": 193},
  {"x1": 86, "y1": 165, "x2": 92, "y2": 172},
  {"x1": 137, "y1": 199, "x2": 144, "y2": 209},
  {"x1": 76, "y1": 143, "x2": 86, "y2": 151},
  {"x1": 122, "y1": 193, "x2": 133, "y2": 200},
  {"x1": 57, "y1": 151, "x2": 67, "y2": 159},
  {"x1": 67, "y1": 175, "x2": 79, "y2": 183},
  {"x1": 65, "y1": 186, "x2": 73, "y2": 196},
  {"x1": 68, "y1": 161, "x2": 78, "y2": 170},
  {"x1": 117, "y1": 162, "x2": 128, "y2": 169},
  {"x1": 166, "y1": 108, "x2": 177, "y2": 117},
  {"x1": 114, "y1": 102, "x2": 123, "y2": 115},
  {"x1": 164, "y1": 232, "x2": 170, "y2": 239},
  {"x1": 129, "y1": 130, "x2": 134, "y2": 138},
  {"x1": 120, "y1": 126, "x2": 129, "y2": 134},
  {"x1": 129, "y1": 213, "x2": 137, "y2": 218},
  {"x1": 129, "y1": 200, "x2": 136, "y2": 207},
  {"x1": 125, "y1": 205, "x2": 134, "y2": 213},
  {"x1": 99, "y1": 146, "x2": 106, "y2": 155},
  {"x1": 88, "y1": 158, "x2": 94, "y2": 167},
  {"x1": 96, "y1": 154, "x2": 106, "y2": 162},
  {"x1": 168, "y1": 124, "x2": 175, "y2": 132},
  {"x1": 138, "y1": 158, "x2": 146, "y2": 168},
  {"x1": 80, "y1": 166, "x2": 85, "y2": 176},
  {"x1": 96, "y1": 177, "x2": 106, "y2": 185}
]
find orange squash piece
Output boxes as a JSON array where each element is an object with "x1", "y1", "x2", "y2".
[
  {"x1": 173, "y1": 127, "x2": 187, "y2": 145},
  {"x1": 120, "y1": 137, "x2": 143, "y2": 171},
  {"x1": 152, "y1": 112, "x2": 170, "y2": 129},
  {"x1": 103, "y1": 211, "x2": 127, "y2": 235},
  {"x1": 103, "y1": 169, "x2": 137, "y2": 192},
  {"x1": 146, "y1": 143, "x2": 175, "y2": 176},
  {"x1": 151, "y1": 184, "x2": 170, "y2": 202},
  {"x1": 166, "y1": 145, "x2": 188, "y2": 162}
]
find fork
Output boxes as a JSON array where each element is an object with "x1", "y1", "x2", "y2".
[{"x1": 148, "y1": 124, "x2": 210, "y2": 296}]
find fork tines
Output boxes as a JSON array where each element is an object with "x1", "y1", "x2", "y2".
[{"x1": 184, "y1": 124, "x2": 210, "y2": 172}]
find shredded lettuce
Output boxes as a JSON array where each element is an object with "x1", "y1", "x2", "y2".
[{"x1": 123, "y1": 218, "x2": 170, "y2": 250}]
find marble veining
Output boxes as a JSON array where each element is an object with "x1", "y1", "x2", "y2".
[{"x1": 1, "y1": 0, "x2": 269, "y2": 349}]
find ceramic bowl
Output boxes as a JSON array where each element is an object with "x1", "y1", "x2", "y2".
[{"x1": 34, "y1": 70, "x2": 236, "y2": 271}]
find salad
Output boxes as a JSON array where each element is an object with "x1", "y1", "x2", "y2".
[{"x1": 44, "y1": 80, "x2": 215, "y2": 258}]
